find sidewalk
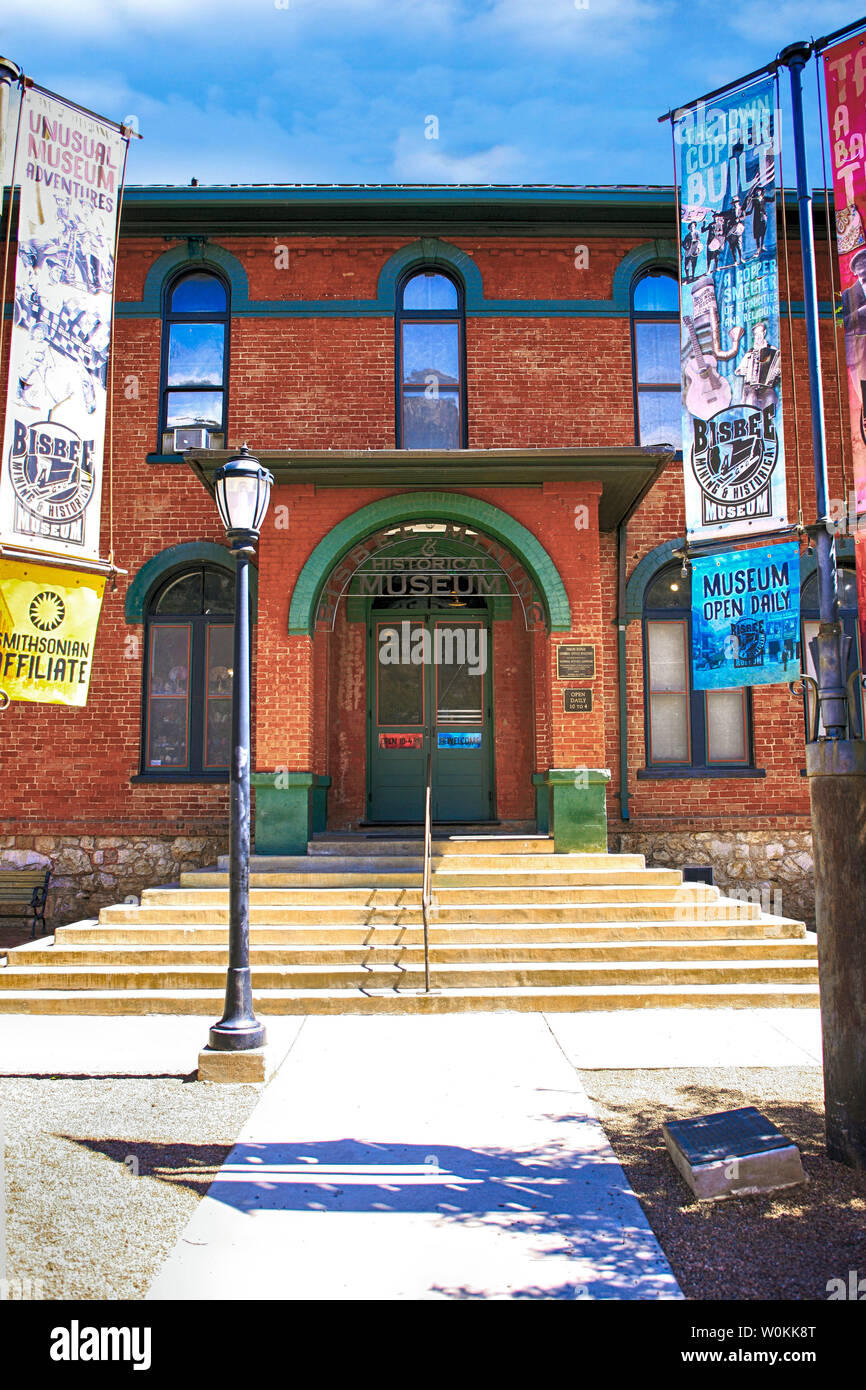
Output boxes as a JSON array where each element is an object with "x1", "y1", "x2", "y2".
[
  {"x1": 146, "y1": 1014, "x2": 685, "y2": 1300},
  {"x1": 0, "y1": 1007, "x2": 823, "y2": 1075}
]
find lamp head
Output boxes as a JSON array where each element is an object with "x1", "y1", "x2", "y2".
[{"x1": 213, "y1": 444, "x2": 273, "y2": 552}]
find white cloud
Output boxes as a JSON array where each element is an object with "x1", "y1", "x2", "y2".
[{"x1": 391, "y1": 126, "x2": 525, "y2": 181}]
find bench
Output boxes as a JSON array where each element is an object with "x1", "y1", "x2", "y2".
[{"x1": 0, "y1": 868, "x2": 51, "y2": 938}]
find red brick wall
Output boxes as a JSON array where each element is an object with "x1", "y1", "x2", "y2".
[{"x1": 0, "y1": 221, "x2": 851, "y2": 850}]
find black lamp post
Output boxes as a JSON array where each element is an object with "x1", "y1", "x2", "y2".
[{"x1": 208, "y1": 444, "x2": 274, "y2": 1052}]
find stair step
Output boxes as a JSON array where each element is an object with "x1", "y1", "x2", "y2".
[
  {"x1": 0, "y1": 959, "x2": 820, "y2": 991},
  {"x1": 97, "y1": 902, "x2": 766, "y2": 927},
  {"x1": 55, "y1": 918, "x2": 805, "y2": 945},
  {"x1": 15, "y1": 938, "x2": 815, "y2": 966},
  {"x1": 0, "y1": 983, "x2": 821, "y2": 1015},
  {"x1": 170, "y1": 878, "x2": 697, "y2": 900}
]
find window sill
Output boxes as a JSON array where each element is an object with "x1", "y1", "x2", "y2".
[
  {"x1": 636, "y1": 766, "x2": 766, "y2": 780},
  {"x1": 146, "y1": 453, "x2": 183, "y2": 464},
  {"x1": 131, "y1": 772, "x2": 229, "y2": 784}
]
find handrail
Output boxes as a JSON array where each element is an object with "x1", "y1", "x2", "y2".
[{"x1": 421, "y1": 750, "x2": 433, "y2": 993}]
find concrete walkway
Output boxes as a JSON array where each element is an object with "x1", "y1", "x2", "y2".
[
  {"x1": 0, "y1": 1007, "x2": 823, "y2": 1075},
  {"x1": 147, "y1": 1014, "x2": 684, "y2": 1300}
]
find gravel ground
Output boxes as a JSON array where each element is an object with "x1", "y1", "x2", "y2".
[
  {"x1": 582, "y1": 1066, "x2": 866, "y2": 1301},
  {"x1": 0, "y1": 1076, "x2": 259, "y2": 1300}
]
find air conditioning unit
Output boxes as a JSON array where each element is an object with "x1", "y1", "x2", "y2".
[{"x1": 173, "y1": 426, "x2": 212, "y2": 451}]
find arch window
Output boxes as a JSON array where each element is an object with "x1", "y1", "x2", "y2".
[
  {"x1": 160, "y1": 270, "x2": 229, "y2": 451},
  {"x1": 643, "y1": 562, "x2": 753, "y2": 772},
  {"x1": 631, "y1": 270, "x2": 681, "y2": 448},
  {"x1": 396, "y1": 268, "x2": 466, "y2": 449},
  {"x1": 801, "y1": 564, "x2": 862, "y2": 737},
  {"x1": 142, "y1": 565, "x2": 235, "y2": 777}
]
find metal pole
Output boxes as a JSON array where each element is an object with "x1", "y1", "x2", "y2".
[
  {"x1": 780, "y1": 42, "x2": 847, "y2": 735},
  {"x1": 209, "y1": 548, "x2": 266, "y2": 1051},
  {"x1": 780, "y1": 41, "x2": 866, "y2": 1170}
]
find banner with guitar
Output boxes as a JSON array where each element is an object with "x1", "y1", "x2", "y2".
[{"x1": 676, "y1": 76, "x2": 788, "y2": 542}]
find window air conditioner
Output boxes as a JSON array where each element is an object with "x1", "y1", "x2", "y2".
[{"x1": 173, "y1": 426, "x2": 212, "y2": 451}]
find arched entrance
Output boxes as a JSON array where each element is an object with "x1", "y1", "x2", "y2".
[{"x1": 287, "y1": 498, "x2": 570, "y2": 830}]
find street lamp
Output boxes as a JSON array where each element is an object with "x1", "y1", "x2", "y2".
[{"x1": 208, "y1": 444, "x2": 274, "y2": 1053}]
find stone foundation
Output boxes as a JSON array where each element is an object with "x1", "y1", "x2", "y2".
[
  {"x1": 615, "y1": 830, "x2": 815, "y2": 928},
  {"x1": 0, "y1": 834, "x2": 226, "y2": 929}
]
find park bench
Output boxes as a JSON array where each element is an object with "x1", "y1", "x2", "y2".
[{"x1": 0, "y1": 867, "x2": 51, "y2": 938}]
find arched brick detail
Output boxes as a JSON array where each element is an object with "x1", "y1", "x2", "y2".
[{"x1": 287, "y1": 492, "x2": 572, "y2": 636}]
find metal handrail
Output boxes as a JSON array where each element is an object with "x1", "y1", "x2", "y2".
[{"x1": 421, "y1": 751, "x2": 432, "y2": 993}]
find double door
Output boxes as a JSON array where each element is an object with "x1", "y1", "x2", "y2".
[{"x1": 367, "y1": 611, "x2": 493, "y2": 823}]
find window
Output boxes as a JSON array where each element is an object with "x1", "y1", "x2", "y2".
[
  {"x1": 801, "y1": 564, "x2": 862, "y2": 738},
  {"x1": 160, "y1": 270, "x2": 229, "y2": 451},
  {"x1": 396, "y1": 268, "x2": 466, "y2": 448},
  {"x1": 631, "y1": 270, "x2": 681, "y2": 448},
  {"x1": 142, "y1": 566, "x2": 234, "y2": 777},
  {"x1": 643, "y1": 563, "x2": 753, "y2": 773}
]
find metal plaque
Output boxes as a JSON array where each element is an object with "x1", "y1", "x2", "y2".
[
  {"x1": 563, "y1": 689, "x2": 592, "y2": 713},
  {"x1": 556, "y1": 644, "x2": 595, "y2": 680},
  {"x1": 664, "y1": 1107, "x2": 791, "y2": 1167}
]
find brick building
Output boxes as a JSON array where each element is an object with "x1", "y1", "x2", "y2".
[{"x1": 1, "y1": 185, "x2": 860, "y2": 928}]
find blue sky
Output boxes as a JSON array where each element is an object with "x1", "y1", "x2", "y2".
[{"x1": 0, "y1": 0, "x2": 859, "y2": 188}]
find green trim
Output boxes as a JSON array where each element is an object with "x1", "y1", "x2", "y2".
[
  {"x1": 137, "y1": 244, "x2": 249, "y2": 315},
  {"x1": 624, "y1": 538, "x2": 683, "y2": 623},
  {"x1": 125, "y1": 541, "x2": 257, "y2": 622},
  {"x1": 611, "y1": 241, "x2": 678, "y2": 309},
  {"x1": 288, "y1": 492, "x2": 571, "y2": 636},
  {"x1": 115, "y1": 231, "x2": 834, "y2": 322},
  {"x1": 376, "y1": 238, "x2": 484, "y2": 308}
]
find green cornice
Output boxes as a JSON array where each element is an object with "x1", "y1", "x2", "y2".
[
  {"x1": 284, "y1": 491, "x2": 572, "y2": 637},
  {"x1": 115, "y1": 184, "x2": 836, "y2": 241},
  {"x1": 186, "y1": 446, "x2": 672, "y2": 532}
]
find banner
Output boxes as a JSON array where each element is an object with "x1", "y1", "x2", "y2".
[
  {"x1": 0, "y1": 88, "x2": 127, "y2": 564},
  {"x1": 691, "y1": 542, "x2": 800, "y2": 689},
  {"x1": 0, "y1": 557, "x2": 105, "y2": 705},
  {"x1": 857, "y1": 531, "x2": 866, "y2": 674},
  {"x1": 824, "y1": 37, "x2": 866, "y2": 520},
  {"x1": 676, "y1": 78, "x2": 788, "y2": 542}
]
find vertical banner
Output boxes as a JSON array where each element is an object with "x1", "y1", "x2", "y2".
[
  {"x1": 691, "y1": 542, "x2": 801, "y2": 690},
  {"x1": 0, "y1": 557, "x2": 105, "y2": 705},
  {"x1": 824, "y1": 36, "x2": 866, "y2": 519},
  {"x1": 676, "y1": 78, "x2": 788, "y2": 542},
  {"x1": 0, "y1": 88, "x2": 127, "y2": 564}
]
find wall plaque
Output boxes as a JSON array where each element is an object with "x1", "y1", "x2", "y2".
[
  {"x1": 557, "y1": 644, "x2": 595, "y2": 680},
  {"x1": 564, "y1": 689, "x2": 592, "y2": 713}
]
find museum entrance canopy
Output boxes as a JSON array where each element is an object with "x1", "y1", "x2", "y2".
[{"x1": 185, "y1": 446, "x2": 674, "y2": 532}]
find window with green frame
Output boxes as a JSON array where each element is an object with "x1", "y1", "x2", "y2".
[
  {"x1": 396, "y1": 268, "x2": 466, "y2": 449},
  {"x1": 142, "y1": 566, "x2": 235, "y2": 778}
]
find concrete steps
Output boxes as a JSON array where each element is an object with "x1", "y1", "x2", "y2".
[
  {"x1": 0, "y1": 984, "x2": 821, "y2": 1015},
  {"x1": 0, "y1": 833, "x2": 817, "y2": 1013}
]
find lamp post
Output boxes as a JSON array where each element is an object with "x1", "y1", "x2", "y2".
[{"x1": 208, "y1": 444, "x2": 274, "y2": 1053}]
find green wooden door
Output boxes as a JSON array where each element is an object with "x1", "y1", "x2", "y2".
[{"x1": 368, "y1": 611, "x2": 493, "y2": 823}]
